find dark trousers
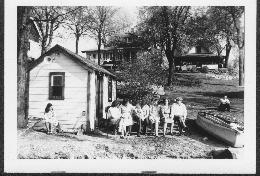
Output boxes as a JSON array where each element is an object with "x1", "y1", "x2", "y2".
[
  {"x1": 218, "y1": 103, "x2": 230, "y2": 111},
  {"x1": 126, "y1": 125, "x2": 132, "y2": 135},
  {"x1": 136, "y1": 117, "x2": 143, "y2": 135},
  {"x1": 143, "y1": 118, "x2": 153, "y2": 134},
  {"x1": 174, "y1": 115, "x2": 186, "y2": 133},
  {"x1": 108, "y1": 119, "x2": 120, "y2": 134}
]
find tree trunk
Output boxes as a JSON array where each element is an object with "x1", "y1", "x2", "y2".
[
  {"x1": 75, "y1": 35, "x2": 79, "y2": 54},
  {"x1": 17, "y1": 7, "x2": 32, "y2": 128},
  {"x1": 97, "y1": 33, "x2": 102, "y2": 65},
  {"x1": 166, "y1": 51, "x2": 174, "y2": 86},
  {"x1": 238, "y1": 48, "x2": 244, "y2": 86},
  {"x1": 225, "y1": 40, "x2": 232, "y2": 68},
  {"x1": 41, "y1": 36, "x2": 48, "y2": 55}
]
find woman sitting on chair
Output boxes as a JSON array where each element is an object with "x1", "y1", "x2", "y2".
[
  {"x1": 160, "y1": 98, "x2": 174, "y2": 136},
  {"x1": 120, "y1": 98, "x2": 135, "y2": 137},
  {"x1": 44, "y1": 103, "x2": 61, "y2": 134},
  {"x1": 107, "y1": 100, "x2": 122, "y2": 135}
]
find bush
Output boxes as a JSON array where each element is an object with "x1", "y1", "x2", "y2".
[
  {"x1": 191, "y1": 66, "x2": 198, "y2": 73},
  {"x1": 201, "y1": 66, "x2": 209, "y2": 73},
  {"x1": 218, "y1": 68, "x2": 228, "y2": 73},
  {"x1": 212, "y1": 69, "x2": 220, "y2": 74}
]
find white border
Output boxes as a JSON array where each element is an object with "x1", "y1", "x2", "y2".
[{"x1": 4, "y1": 0, "x2": 256, "y2": 173}]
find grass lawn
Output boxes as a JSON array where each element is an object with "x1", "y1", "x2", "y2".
[
  {"x1": 17, "y1": 72, "x2": 244, "y2": 159},
  {"x1": 165, "y1": 73, "x2": 244, "y2": 122}
]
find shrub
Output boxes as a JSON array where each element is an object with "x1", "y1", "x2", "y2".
[
  {"x1": 212, "y1": 69, "x2": 220, "y2": 74},
  {"x1": 201, "y1": 66, "x2": 209, "y2": 73},
  {"x1": 191, "y1": 66, "x2": 197, "y2": 73},
  {"x1": 218, "y1": 68, "x2": 228, "y2": 73}
]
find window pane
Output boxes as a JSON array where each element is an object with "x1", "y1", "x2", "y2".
[
  {"x1": 53, "y1": 76, "x2": 62, "y2": 86},
  {"x1": 52, "y1": 86, "x2": 62, "y2": 98}
]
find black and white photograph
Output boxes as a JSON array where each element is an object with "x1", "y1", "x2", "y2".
[{"x1": 4, "y1": 0, "x2": 256, "y2": 174}]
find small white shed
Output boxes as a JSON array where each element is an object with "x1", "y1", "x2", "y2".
[{"x1": 28, "y1": 44, "x2": 117, "y2": 132}]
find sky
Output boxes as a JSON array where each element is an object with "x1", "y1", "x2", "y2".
[{"x1": 52, "y1": 6, "x2": 139, "y2": 57}]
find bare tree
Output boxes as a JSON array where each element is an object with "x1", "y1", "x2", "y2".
[
  {"x1": 64, "y1": 7, "x2": 91, "y2": 54},
  {"x1": 32, "y1": 6, "x2": 80, "y2": 54},
  {"x1": 87, "y1": 6, "x2": 119, "y2": 65},
  {"x1": 17, "y1": 6, "x2": 32, "y2": 128}
]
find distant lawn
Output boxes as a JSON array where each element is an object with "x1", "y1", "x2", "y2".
[{"x1": 165, "y1": 73, "x2": 244, "y2": 122}]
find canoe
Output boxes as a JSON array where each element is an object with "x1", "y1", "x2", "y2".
[{"x1": 196, "y1": 111, "x2": 244, "y2": 148}]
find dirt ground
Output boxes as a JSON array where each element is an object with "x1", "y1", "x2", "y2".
[
  {"x1": 18, "y1": 121, "x2": 229, "y2": 159},
  {"x1": 17, "y1": 73, "x2": 244, "y2": 159}
]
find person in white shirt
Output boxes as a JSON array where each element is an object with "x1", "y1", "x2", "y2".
[
  {"x1": 160, "y1": 98, "x2": 174, "y2": 136},
  {"x1": 218, "y1": 95, "x2": 231, "y2": 112},
  {"x1": 120, "y1": 98, "x2": 135, "y2": 136},
  {"x1": 171, "y1": 97, "x2": 188, "y2": 135},
  {"x1": 142, "y1": 100, "x2": 151, "y2": 135},
  {"x1": 133, "y1": 102, "x2": 145, "y2": 137},
  {"x1": 149, "y1": 99, "x2": 160, "y2": 137},
  {"x1": 107, "y1": 100, "x2": 122, "y2": 135}
]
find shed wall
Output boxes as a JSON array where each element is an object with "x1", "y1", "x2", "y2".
[{"x1": 29, "y1": 53, "x2": 88, "y2": 132}]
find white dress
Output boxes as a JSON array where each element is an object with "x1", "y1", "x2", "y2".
[
  {"x1": 120, "y1": 104, "x2": 134, "y2": 126},
  {"x1": 149, "y1": 105, "x2": 160, "y2": 123},
  {"x1": 44, "y1": 111, "x2": 58, "y2": 126}
]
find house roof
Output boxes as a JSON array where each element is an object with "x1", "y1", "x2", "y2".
[
  {"x1": 29, "y1": 44, "x2": 116, "y2": 78},
  {"x1": 81, "y1": 47, "x2": 117, "y2": 53},
  {"x1": 177, "y1": 53, "x2": 224, "y2": 58},
  {"x1": 82, "y1": 46, "x2": 140, "y2": 54}
]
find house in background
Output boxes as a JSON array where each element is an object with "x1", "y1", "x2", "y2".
[
  {"x1": 175, "y1": 46, "x2": 225, "y2": 70},
  {"x1": 28, "y1": 45, "x2": 117, "y2": 133},
  {"x1": 27, "y1": 17, "x2": 42, "y2": 61},
  {"x1": 81, "y1": 29, "x2": 142, "y2": 70}
]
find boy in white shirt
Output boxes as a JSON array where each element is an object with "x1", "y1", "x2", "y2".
[{"x1": 171, "y1": 97, "x2": 188, "y2": 135}]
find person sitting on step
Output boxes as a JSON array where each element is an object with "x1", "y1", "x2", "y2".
[{"x1": 218, "y1": 95, "x2": 231, "y2": 112}]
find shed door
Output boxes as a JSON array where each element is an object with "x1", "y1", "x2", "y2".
[{"x1": 95, "y1": 73, "x2": 103, "y2": 126}]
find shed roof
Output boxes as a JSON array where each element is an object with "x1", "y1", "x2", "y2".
[{"x1": 29, "y1": 44, "x2": 116, "y2": 77}]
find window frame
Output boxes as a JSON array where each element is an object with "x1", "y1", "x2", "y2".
[
  {"x1": 108, "y1": 77, "x2": 112, "y2": 102},
  {"x1": 49, "y1": 72, "x2": 65, "y2": 100}
]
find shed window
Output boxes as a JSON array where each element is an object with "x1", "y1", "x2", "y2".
[
  {"x1": 108, "y1": 78, "x2": 112, "y2": 102},
  {"x1": 49, "y1": 72, "x2": 65, "y2": 100}
]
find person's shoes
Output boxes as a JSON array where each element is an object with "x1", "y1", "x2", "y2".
[
  {"x1": 120, "y1": 136, "x2": 124, "y2": 139},
  {"x1": 137, "y1": 134, "x2": 141, "y2": 137}
]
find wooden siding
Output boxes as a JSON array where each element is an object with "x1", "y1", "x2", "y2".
[
  {"x1": 102, "y1": 75, "x2": 117, "y2": 119},
  {"x1": 29, "y1": 53, "x2": 88, "y2": 131},
  {"x1": 88, "y1": 72, "x2": 96, "y2": 130}
]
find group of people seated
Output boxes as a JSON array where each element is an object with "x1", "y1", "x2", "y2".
[
  {"x1": 41, "y1": 95, "x2": 231, "y2": 136},
  {"x1": 106, "y1": 96, "x2": 189, "y2": 139}
]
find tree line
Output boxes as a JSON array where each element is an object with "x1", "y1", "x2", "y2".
[{"x1": 17, "y1": 6, "x2": 244, "y2": 128}]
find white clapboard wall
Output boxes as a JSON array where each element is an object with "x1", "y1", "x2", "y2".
[{"x1": 29, "y1": 52, "x2": 88, "y2": 132}]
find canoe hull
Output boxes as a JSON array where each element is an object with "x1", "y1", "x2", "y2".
[{"x1": 196, "y1": 114, "x2": 244, "y2": 148}]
